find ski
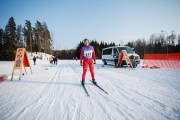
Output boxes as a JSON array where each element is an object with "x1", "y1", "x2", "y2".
[
  {"x1": 90, "y1": 80, "x2": 108, "y2": 94},
  {"x1": 83, "y1": 85, "x2": 90, "y2": 96},
  {"x1": 81, "y1": 81, "x2": 90, "y2": 96}
]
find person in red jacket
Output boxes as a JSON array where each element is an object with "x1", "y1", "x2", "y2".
[{"x1": 80, "y1": 39, "x2": 96, "y2": 86}]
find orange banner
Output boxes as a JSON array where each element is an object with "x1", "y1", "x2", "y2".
[
  {"x1": 143, "y1": 53, "x2": 180, "y2": 68},
  {"x1": 144, "y1": 53, "x2": 180, "y2": 60}
]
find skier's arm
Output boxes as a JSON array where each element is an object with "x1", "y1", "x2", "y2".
[
  {"x1": 92, "y1": 48, "x2": 96, "y2": 61},
  {"x1": 80, "y1": 49, "x2": 83, "y2": 63}
]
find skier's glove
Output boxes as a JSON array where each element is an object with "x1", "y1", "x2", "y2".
[
  {"x1": 80, "y1": 62, "x2": 83, "y2": 66},
  {"x1": 94, "y1": 60, "x2": 96, "y2": 64}
]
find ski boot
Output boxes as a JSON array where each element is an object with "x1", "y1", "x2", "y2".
[
  {"x1": 92, "y1": 79, "x2": 97, "y2": 85},
  {"x1": 81, "y1": 80, "x2": 85, "y2": 86}
]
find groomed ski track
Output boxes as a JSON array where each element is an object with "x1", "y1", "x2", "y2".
[{"x1": 0, "y1": 60, "x2": 180, "y2": 120}]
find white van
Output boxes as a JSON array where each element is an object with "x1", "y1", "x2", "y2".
[{"x1": 102, "y1": 46, "x2": 140, "y2": 66}]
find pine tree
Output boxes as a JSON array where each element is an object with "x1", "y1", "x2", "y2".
[
  {"x1": 42, "y1": 22, "x2": 52, "y2": 54},
  {"x1": 0, "y1": 28, "x2": 3, "y2": 49},
  {"x1": 4, "y1": 17, "x2": 16, "y2": 60},
  {"x1": 178, "y1": 35, "x2": 180, "y2": 45},
  {"x1": 16, "y1": 25, "x2": 24, "y2": 48},
  {"x1": 0, "y1": 28, "x2": 3, "y2": 60},
  {"x1": 24, "y1": 20, "x2": 33, "y2": 53},
  {"x1": 32, "y1": 27, "x2": 38, "y2": 53},
  {"x1": 35, "y1": 20, "x2": 43, "y2": 52}
]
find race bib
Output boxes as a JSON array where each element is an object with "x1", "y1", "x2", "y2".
[{"x1": 84, "y1": 50, "x2": 93, "y2": 57}]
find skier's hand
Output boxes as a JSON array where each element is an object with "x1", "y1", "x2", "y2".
[
  {"x1": 80, "y1": 62, "x2": 83, "y2": 66},
  {"x1": 94, "y1": 60, "x2": 96, "y2": 64}
]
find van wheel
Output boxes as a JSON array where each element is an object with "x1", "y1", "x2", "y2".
[{"x1": 103, "y1": 59, "x2": 107, "y2": 65}]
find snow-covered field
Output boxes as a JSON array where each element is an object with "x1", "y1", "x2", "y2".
[{"x1": 0, "y1": 59, "x2": 180, "y2": 120}]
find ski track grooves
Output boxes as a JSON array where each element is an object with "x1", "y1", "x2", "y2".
[
  {"x1": 95, "y1": 69, "x2": 174, "y2": 119},
  {"x1": 1, "y1": 66, "x2": 61, "y2": 120},
  {"x1": 35, "y1": 67, "x2": 62, "y2": 120},
  {"x1": 0, "y1": 60, "x2": 179, "y2": 120},
  {"x1": 0, "y1": 67, "x2": 60, "y2": 109}
]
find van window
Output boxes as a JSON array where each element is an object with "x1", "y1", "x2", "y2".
[
  {"x1": 117, "y1": 47, "x2": 133, "y2": 54},
  {"x1": 113, "y1": 48, "x2": 118, "y2": 54},
  {"x1": 103, "y1": 48, "x2": 112, "y2": 55}
]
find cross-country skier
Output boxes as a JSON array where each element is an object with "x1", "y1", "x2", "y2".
[{"x1": 80, "y1": 39, "x2": 96, "y2": 86}]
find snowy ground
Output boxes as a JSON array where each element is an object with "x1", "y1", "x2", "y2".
[{"x1": 0, "y1": 59, "x2": 180, "y2": 120}]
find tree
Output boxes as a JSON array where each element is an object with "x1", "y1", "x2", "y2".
[
  {"x1": 168, "y1": 31, "x2": 176, "y2": 46},
  {"x1": 3, "y1": 17, "x2": 16, "y2": 60},
  {"x1": 76, "y1": 41, "x2": 84, "y2": 58},
  {"x1": 35, "y1": 20, "x2": 43, "y2": 52},
  {"x1": 24, "y1": 20, "x2": 33, "y2": 53},
  {"x1": 0, "y1": 17, "x2": 53, "y2": 60},
  {"x1": 16, "y1": 25, "x2": 24, "y2": 48},
  {"x1": 41, "y1": 22, "x2": 52, "y2": 54},
  {"x1": 0, "y1": 28, "x2": 3, "y2": 50},
  {"x1": 32, "y1": 27, "x2": 38, "y2": 53},
  {"x1": 0, "y1": 28, "x2": 3, "y2": 59}
]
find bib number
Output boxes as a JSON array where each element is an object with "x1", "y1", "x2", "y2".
[{"x1": 84, "y1": 50, "x2": 92, "y2": 57}]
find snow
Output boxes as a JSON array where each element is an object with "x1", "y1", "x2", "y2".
[
  {"x1": 26, "y1": 51, "x2": 52, "y2": 60},
  {"x1": 0, "y1": 59, "x2": 180, "y2": 120}
]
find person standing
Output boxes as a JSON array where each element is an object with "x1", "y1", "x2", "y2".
[
  {"x1": 33, "y1": 56, "x2": 36, "y2": 65},
  {"x1": 53, "y1": 56, "x2": 56, "y2": 65},
  {"x1": 80, "y1": 39, "x2": 96, "y2": 86},
  {"x1": 114, "y1": 51, "x2": 119, "y2": 68},
  {"x1": 49, "y1": 56, "x2": 53, "y2": 64},
  {"x1": 55, "y1": 56, "x2": 58, "y2": 65}
]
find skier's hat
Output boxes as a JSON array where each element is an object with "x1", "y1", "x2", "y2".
[{"x1": 84, "y1": 38, "x2": 89, "y2": 43}]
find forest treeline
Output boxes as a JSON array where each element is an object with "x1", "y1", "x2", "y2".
[
  {"x1": 54, "y1": 31, "x2": 180, "y2": 59},
  {"x1": 1, "y1": 17, "x2": 180, "y2": 60},
  {"x1": 0, "y1": 17, "x2": 53, "y2": 60},
  {"x1": 126, "y1": 31, "x2": 180, "y2": 58},
  {"x1": 54, "y1": 41, "x2": 116, "y2": 59}
]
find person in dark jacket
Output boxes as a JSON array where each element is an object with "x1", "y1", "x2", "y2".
[
  {"x1": 33, "y1": 56, "x2": 36, "y2": 65},
  {"x1": 52, "y1": 56, "x2": 55, "y2": 65},
  {"x1": 55, "y1": 56, "x2": 58, "y2": 65},
  {"x1": 114, "y1": 51, "x2": 119, "y2": 68}
]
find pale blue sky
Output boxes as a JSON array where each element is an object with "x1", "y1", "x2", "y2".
[{"x1": 0, "y1": 0, "x2": 180, "y2": 49}]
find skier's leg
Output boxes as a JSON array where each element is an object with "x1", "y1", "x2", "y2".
[
  {"x1": 82, "y1": 60, "x2": 88, "y2": 81},
  {"x1": 89, "y1": 60, "x2": 95, "y2": 80}
]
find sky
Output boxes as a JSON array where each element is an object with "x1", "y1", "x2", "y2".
[{"x1": 0, "y1": 0, "x2": 180, "y2": 50}]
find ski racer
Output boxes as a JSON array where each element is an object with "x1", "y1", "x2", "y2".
[{"x1": 80, "y1": 39, "x2": 96, "y2": 86}]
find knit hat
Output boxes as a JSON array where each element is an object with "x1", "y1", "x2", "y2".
[{"x1": 84, "y1": 38, "x2": 89, "y2": 43}]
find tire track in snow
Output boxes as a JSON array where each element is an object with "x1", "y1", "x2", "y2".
[
  {"x1": 0, "y1": 66, "x2": 60, "y2": 109},
  {"x1": 0, "y1": 67, "x2": 61, "y2": 120},
  {"x1": 95, "y1": 69, "x2": 174, "y2": 120},
  {"x1": 34, "y1": 66, "x2": 63, "y2": 120},
  {"x1": 61, "y1": 61, "x2": 179, "y2": 119},
  {"x1": 13, "y1": 67, "x2": 61, "y2": 120},
  {"x1": 99, "y1": 66, "x2": 180, "y2": 91},
  {"x1": 71, "y1": 63, "x2": 128, "y2": 119},
  {"x1": 67, "y1": 61, "x2": 122, "y2": 119},
  {"x1": 100, "y1": 69, "x2": 180, "y2": 104},
  {"x1": 87, "y1": 83, "x2": 132, "y2": 120},
  {"x1": 97, "y1": 69, "x2": 180, "y2": 110},
  {"x1": 15, "y1": 66, "x2": 62, "y2": 120},
  {"x1": 46, "y1": 61, "x2": 83, "y2": 120},
  {"x1": 46, "y1": 61, "x2": 77, "y2": 120},
  {"x1": 62, "y1": 61, "x2": 85, "y2": 120}
]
